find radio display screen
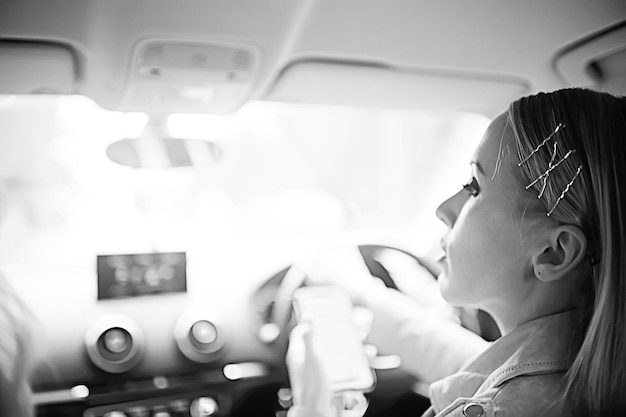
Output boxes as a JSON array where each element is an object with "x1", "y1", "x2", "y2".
[{"x1": 97, "y1": 252, "x2": 186, "y2": 300}]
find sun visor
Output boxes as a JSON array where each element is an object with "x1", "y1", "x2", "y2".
[
  {"x1": 0, "y1": 41, "x2": 77, "y2": 94},
  {"x1": 266, "y1": 62, "x2": 529, "y2": 116},
  {"x1": 554, "y1": 22, "x2": 626, "y2": 95}
]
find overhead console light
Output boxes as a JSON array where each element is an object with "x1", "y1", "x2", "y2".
[
  {"x1": 0, "y1": 41, "x2": 77, "y2": 94},
  {"x1": 121, "y1": 41, "x2": 259, "y2": 114}
]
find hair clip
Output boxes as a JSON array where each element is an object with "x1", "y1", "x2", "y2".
[
  {"x1": 525, "y1": 147, "x2": 575, "y2": 190},
  {"x1": 537, "y1": 141, "x2": 558, "y2": 199},
  {"x1": 547, "y1": 165, "x2": 583, "y2": 216},
  {"x1": 517, "y1": 123, "x2": 583, "y2": 216},
  {"x1": 517, "y1": 123, "x2": 565, "y2": 166}
]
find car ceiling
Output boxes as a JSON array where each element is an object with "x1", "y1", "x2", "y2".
[{"x1": 1, "y1": 0, "x2": 625, "y2": 117}]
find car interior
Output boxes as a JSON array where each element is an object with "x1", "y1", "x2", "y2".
[{"x1": 0, "y1": 1, "x2": 625, "y2": 416}]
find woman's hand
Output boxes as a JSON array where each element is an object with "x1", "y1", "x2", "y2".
[
  {"x1": 298, "y1": 244, "x2": 382, "y2": 304},
  {"x1": 286, "y1": 324, "x2": 335, "y2": 417},
  {"x1": 287, "y1": 323, "x2": 372, "y2": 417}
]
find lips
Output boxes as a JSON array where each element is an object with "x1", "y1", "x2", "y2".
[
  {"x1": 438, "y1": 238, "x2": 448, "y2": 263},
  {"x1": 437, "y1": 250, "x2": 447, "y2": 263}
]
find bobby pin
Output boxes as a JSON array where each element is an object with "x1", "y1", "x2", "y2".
[
  {"x1": 518, "y1": 123, "x2": 565, "y2": 166},
  {"x1": 537, "y1": 141, "x2": 558, "y2": 199},
  {"x1": 525, "y1": 149, "x2": 576, "y2": 190},
  {"x1": 547, "y1": 165, "x2": 583, "y2": 216},
  {"x1": 516, "y1": 123, "x2": 584, "y2": 216}
]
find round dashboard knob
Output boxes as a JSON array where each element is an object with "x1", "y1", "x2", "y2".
[
  {"x1": 190, "y1": 320, "x2": 217, "y2": 345},
  {"x1": 175, "y1": 310, "x2": 227, "y2": 363},
  {"x1": 85, "y1": 314, "x2": 145, "y2": 373},
  {"x1": 103, "y1": 328, "x2": 129, "y2": 353}
]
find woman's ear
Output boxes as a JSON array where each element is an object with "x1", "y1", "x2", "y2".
[{"x1": 531, "y1": 225, "x2": 587, "y2": 282}]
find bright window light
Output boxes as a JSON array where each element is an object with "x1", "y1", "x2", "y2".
[
  {"x1": 121, "y1": 112, "x2": 149, "y2": 138},
  {"x1": 167, "y1": 113, "x2": 230, "y2": 139},
  {"x1": 0, "y1": 95, "x2": 489, "y2": 273}
]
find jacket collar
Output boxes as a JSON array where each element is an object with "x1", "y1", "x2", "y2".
[{"x1": 428, "y1": 309, "x2": 581, "y2": 413}]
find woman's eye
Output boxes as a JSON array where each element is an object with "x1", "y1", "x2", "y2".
[{"x1": 462, "y1": 177, "x2": 480, "y2": 197}]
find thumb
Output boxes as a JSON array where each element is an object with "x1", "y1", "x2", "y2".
[{"x1": 287, "y1": 324, "x2": 333, "y2": 415}]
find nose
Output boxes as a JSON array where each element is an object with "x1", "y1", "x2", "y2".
[{"x1": 436, "y1": 189, "x2": 467, "y2": 227}]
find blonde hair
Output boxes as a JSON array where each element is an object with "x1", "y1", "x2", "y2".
[
  {"x1": 507, "y1": 88, "x2": 626, "y2": 415},
  {"x1": 0, "y1": 274, "x2": 33, "y2": 417}
]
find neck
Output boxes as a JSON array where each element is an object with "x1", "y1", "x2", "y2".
[{"x1": 484, "y1": 285, "x2": 578, "y2": 335}]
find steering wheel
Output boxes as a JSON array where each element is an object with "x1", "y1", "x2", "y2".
[
  {"x1": 252, "y1": 244, "x2": 437, "y2": 416},
  {"x1": 357, "y1": 244, "x2": 438, "y2": 289},
  {"x1": 253, "y1": 244, "x2": 437, "y2": 348},
  {"x1": 249, "y1": 244, "x2": 498, "y2": 417}
]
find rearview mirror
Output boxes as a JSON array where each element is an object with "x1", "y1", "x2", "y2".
[{"x1": 106, "y1": 137, "x2": 221, "y2": 169}]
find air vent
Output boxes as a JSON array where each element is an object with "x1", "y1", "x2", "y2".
[{"x1": 84, "y1": 315, "x2": 145, "y2": 373}]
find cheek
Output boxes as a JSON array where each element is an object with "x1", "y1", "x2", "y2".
[
  {"x1": 439, "y1": 210, "x2": 521, "y2": 305},
  {"x1": 447, "y1": 218, "x2": 489, "y2": 272},
  {"x1": 437, "y1": 228, "x2": 487, "y2": 305}
]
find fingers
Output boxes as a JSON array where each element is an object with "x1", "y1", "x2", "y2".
[
  {"x1": 286, "y1": 324, "x2": 334, "y2": 415},
  {"x1": 286, "y1": 322, "x2": 311, "y2": 371},
  {"x1": 297, "y1": 244, "x2": 379, "y2": 303}
]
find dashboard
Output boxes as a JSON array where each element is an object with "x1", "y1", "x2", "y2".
[{"x1": 21, "y1": 245, "x2": 430, "y2": 417}]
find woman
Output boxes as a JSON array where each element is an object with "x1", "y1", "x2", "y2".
[
  {"x1": 0, "y1": 184, "x2": 33, "y2": 417},
  {"x1": 286, "y1": 88, "x2": 626, "y2": 416},
  {"x1": 0, "y1": 273, "x2": 33, "y2": 417}
]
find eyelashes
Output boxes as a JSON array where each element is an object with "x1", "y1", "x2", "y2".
[{"x1": 462, "y1": 177, "x2": 480, "y2": 197}]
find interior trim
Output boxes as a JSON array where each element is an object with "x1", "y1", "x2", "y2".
[{"x1": 553, "y1": 20, "x2": 626, "y2": 87}]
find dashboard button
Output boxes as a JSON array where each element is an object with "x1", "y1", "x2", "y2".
[
  {"x1": 169, "y1": 399, "x2": 189, "y2": 413},
  {"x1": 126, "y1": 406, "x2": 149, "y2": 417},
  {"x1": 152, "y1": 405, "x2": 171, "y2": 417},
  {"x1": 190, "y1": 397, "x2": 218, "y2": 417},
  {"x1": 103, "y1": 412, "x2": 127, "y2": 417}
]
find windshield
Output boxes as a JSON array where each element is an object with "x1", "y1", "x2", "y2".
[{"x1": 0, "y1": 95, "x2": 488, "y2": 273}]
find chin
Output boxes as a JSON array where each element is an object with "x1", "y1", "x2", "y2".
[
  {"x1": 437, "y1": 273, "x2": 454, "y2": 301},
  {"x1": 437, "y1": 273, "x2": 472, "y2": 308}
]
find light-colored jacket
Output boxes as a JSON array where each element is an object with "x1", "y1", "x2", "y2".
[
  {"x1": 421, "y1": 312, "x2": 575, "y2": 416},
  {"x1": 289, "y1": 288, "x2": 577, "y2": 417},
  {"x1": 365, "y1": 289, "x2": 577, "y2": 417}
]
